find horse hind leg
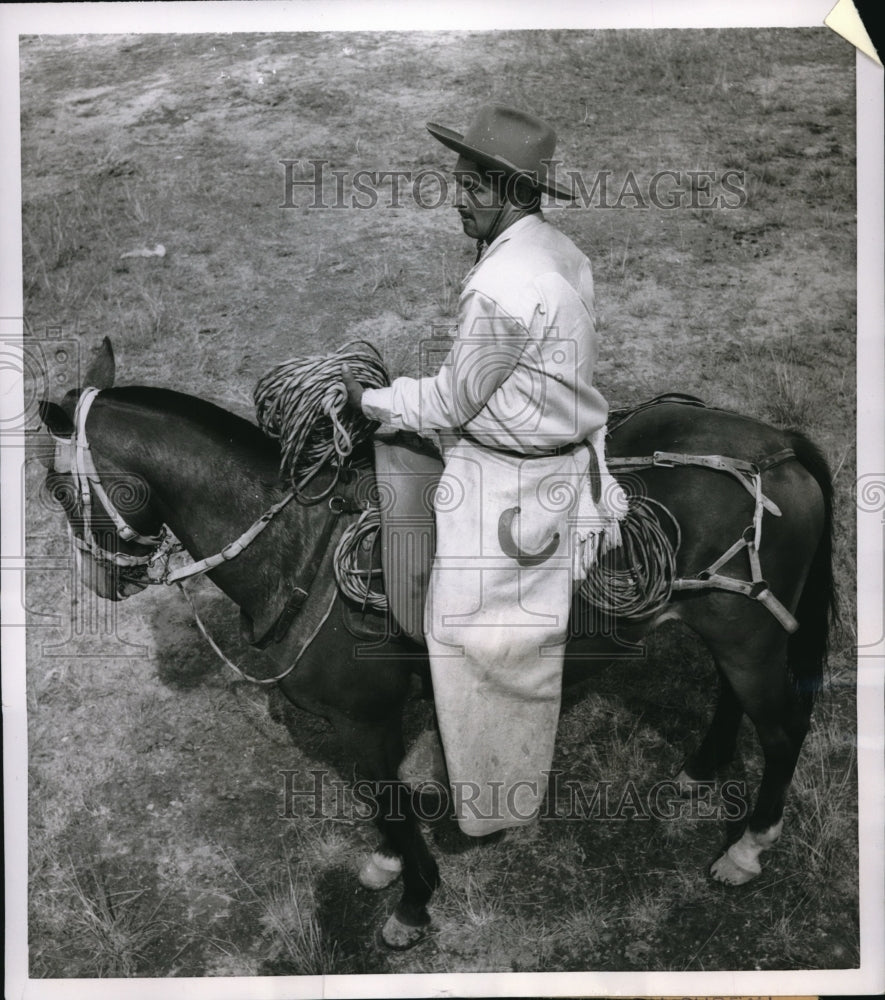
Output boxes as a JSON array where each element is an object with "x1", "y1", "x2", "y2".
[{"x1": 707, "y1": 636, "x2": 811, "y2": 886}]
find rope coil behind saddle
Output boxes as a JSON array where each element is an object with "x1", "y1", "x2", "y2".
[
  {"x1": 580, "y1": 494, "x2": 681, "y2": 620},
  {"x1": 332, "y1": 489, "x2": 681, "y2": 623},
  {"x1": 254, "y1": 341, "x2": 389, "y2": 502},
  {"x1": 333, "y1": 491, "x2": 682, "y2": 622}
]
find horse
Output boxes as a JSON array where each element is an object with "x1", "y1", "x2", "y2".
[{"x1": 37, "y1": 337, "x2": 836, "y2": 949}]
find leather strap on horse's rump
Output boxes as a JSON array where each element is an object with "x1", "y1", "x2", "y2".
[
  {"x1": 755, "y1": 447, "x2": 796, "y2": 474},
  {"x1": 609, "y1": 447, "x2": 800, "y2": 632},
  {"x1": 607, "y1": 451, "x2": 785, "y2": 516}
]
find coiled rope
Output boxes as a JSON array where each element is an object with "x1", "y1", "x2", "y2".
[
  {"x1": 580, "y1": 495, "x2": 680, "y2": 620},
  {"x1": 333, "y1": 507, "x2": 388, "y2": 612},
  {"x1": 334, "y1": 493, "x2": 681, "y2": 623},
  {"x1": 254, "y1": 341, "x2": 388, "y2": 502}
]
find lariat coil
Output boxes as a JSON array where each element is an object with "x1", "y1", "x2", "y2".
[
  {"x1": 580, "y1": 495, "x2": 680, "y2": 620},
  {"x1": 254, "y1": 341, "x2": 389, "y2": 503},
  {"x1": 333, "y1": 507, "x2": 388, "y2": 612}
]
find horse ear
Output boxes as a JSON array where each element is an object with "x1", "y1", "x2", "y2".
[
  {"x1": 85, "y1": 337, "x2": 115, "y2": 389},
  {"x1": 39, "y1": 399, "x2": 74, "y2": 438}
]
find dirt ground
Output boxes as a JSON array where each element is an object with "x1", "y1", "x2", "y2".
[{"x1": 19, "y1": 28, "x2": 858, "y2": 981}]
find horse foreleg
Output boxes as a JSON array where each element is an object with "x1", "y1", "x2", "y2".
[
  {"x1": 354, "y1": 722, "x2": 407, "y2": 891},
  {"x1": 676, "y1": 672, "x2": 743, "y2": 793},
  {"x1": 344, "y1": 720, "x2": 440, "y2": 948},
  {"x1": 373, "y1": 779, "x2": 440, "y2": 948}
]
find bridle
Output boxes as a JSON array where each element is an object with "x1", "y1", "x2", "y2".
[
  {"x1": 58, "y1": 386, "x2": 296, "y2": 588},
  {"x1": 60, "y1": 387, "x2": 165, "y2": 582},
  {"x1": 53, "y1": 387, "x2": 322, "y2": 684}
]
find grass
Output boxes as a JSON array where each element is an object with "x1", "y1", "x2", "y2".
[
  {"x1": 30, "y1": 854, "x2": 171, "y2": 978},
  {"x1": 20, "y1": 26, "x2": 857, "y2": 979},
  {"x1": 364, "y1": 257, "x2": 415, "y2": 319},
  {"x1": 784, "y1": 703, "x2": 858, "y2": 888},
  {"x1": 61, "y1": 863, "x2": 170, "y2": 977},
  {"x1": 223, "y1": 846, "x2": 339, "y2": 974}
]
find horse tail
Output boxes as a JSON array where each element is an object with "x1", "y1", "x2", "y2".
[{"x1": 786, "y1": 431, "x2": 839, "y2": 710}]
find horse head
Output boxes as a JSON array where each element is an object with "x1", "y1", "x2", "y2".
[{"x1": 38, "y1": 337, "x2": 164, "y2": 601}]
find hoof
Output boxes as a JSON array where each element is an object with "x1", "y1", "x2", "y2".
[
  {"x1": 381, "y1": 911, "x2": 430, "y2": 950},
  {"x1": 358, "y1": 851, "x2": 402, "y2": 891},
  {"x1": 710, "y1": 848, "x2": 761, "y2": 886}
]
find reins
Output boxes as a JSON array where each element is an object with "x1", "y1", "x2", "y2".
[
  {"x1": 173, "y1": 579, "x2": 335, "y2": 686},
  {"x1": 162, "y1": 491, "x2": 297, "y2": 585}
]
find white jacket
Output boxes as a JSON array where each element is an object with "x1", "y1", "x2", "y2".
[{"x1": 361, "y1": 213, "x2": 608, "y2": 456}]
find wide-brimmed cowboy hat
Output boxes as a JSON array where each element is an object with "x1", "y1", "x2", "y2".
[{"x1": 426, "y1": 104, "x2": 574, "y2": 200}]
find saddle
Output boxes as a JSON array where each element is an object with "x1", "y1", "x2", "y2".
[{"x1": 365, "y1": 431, "x2": 605, "y2": 643}]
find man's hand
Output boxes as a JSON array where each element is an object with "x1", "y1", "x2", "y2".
[{"x1": 341, "y1": 363, "x2": 365, "y2": 411}]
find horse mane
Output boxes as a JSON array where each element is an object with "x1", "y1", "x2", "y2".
[{"x1": 99, "y1": 386, "x2": 283, "y2": 475}]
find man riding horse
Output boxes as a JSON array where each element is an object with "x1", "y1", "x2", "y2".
[{"x1": 343, "y1": 105, "x2": 624, "y2": 836}]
